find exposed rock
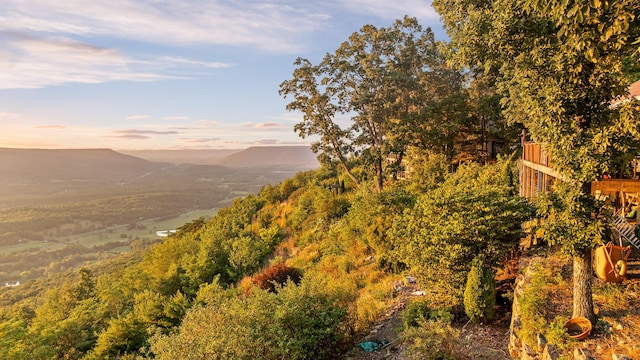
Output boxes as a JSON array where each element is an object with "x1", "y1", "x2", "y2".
[
  {"x1": 612, "y1": 354, "x2": 631, "y2": 360},
  {"x1": 573, "y1": 347, "x2": 594, "y2": 360},
  {"x1": 537, "y1": 333, "x2": 547, "y2": 352},
  {"x1": 509, "y1": 257, "x2": 540, "y2": 359},
  {"x1": 522, "y1": 343, "x2": 538, "y2": 360},
  {"x1": 542, "y1": 344, "x2": 560, "y2": 360}
]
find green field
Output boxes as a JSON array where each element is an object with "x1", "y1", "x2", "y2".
[
  {"x1": 0, "y1": 209, "x2": 218, "y2": 283},
  {"x1": 0, "y1": 209, "x2": 217, "y2": 255}
]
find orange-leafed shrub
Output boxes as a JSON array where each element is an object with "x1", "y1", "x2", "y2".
[{"x1": 252, "y1": 264, "x2": 303, "y2": 292}]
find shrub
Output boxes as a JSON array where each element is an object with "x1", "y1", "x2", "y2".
[
  {"x1": 463, "y1": 255, "x2": 496, "y2": 323},
  {"x1": 150, "y1": 278, "x2": 348, "y2": 360},
  {"x1": 252, "y1": 264, "x2": 302, "y2": 293},
  {"x1": 404, "y1": 318, "x2": 459, "y2": 360},
  {"x1": 403, "y1": 299, "x2": 453, "y2": 328}
]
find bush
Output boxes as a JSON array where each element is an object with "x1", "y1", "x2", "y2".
[
  {"x1": 403, "y1": 299, "x2": 453, "y2": 328},
  {"x1": 150, "y1": 278, "x2": 347, "y2": 360},
  {"x1": 463, "y1": 255, "x2": 496, "y2": 323},
  {"x1": 252, "y1": 264, "x2": 303, "y2": 293},
  {"x1": 404, "y1": 318, "x2": 459, "y2": 360}
]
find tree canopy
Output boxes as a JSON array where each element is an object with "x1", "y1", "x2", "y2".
[
  {"x1": 433, "y1": 0, "x2": 640, "y2": 319},
  {"x1": 280, "y1": 16, "x2": 473, "y2": 191}
]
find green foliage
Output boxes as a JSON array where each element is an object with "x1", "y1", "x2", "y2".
[
  {"x1": 536, "y1": 183, "x2": 609, "y2": 255},
  {"x1": 404, "y1": 318, "x2": 460, "y2": 360},
  {"x1": 280, "y1": 16, "x2": 470, "y2": 191},
  {"x1": 89, "y1": 314, "x2": 148, "y2": 359},
  {"x1": 150, "y1": 277, "x2": 347, "y2": 360},
  {"x1": 463, "y1": 255, "x2": 496, "y2": 323},
  {"x1": 518, "y1": 258, "x2": 569, "y2": 350},
  {"x1": 434, "y1": 0, "x2": 640, "y2": 322},
  {"x1": 390, "y1": 161, "x2": 533, "y2": 303},
  {"x1": 346, "y1": 184, "x2": 416, "y2": 269},
  {"x1": 402, "y1": 299, "x2": 453, "y2": 328}
]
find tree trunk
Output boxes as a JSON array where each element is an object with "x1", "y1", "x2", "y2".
[
  {"x1": 375, "y1": 157, "x2": 383, "y2": 192},
  {"x1": 572, "y1": 248, "x2": 595, "y2": 322}
]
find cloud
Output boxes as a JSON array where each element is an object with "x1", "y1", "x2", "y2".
[
  {"x1": 126, "y1": 115, "x2": 151, "y2": 120},
  {"x1": 181, "y1": 138, "x2": 222, "y2": 143},
  {"x1": 113, "y1": 129, "x2": 180, "y2": 135},
  {"x1": 0, "y1": 1, "x2": 331, "y2": 52},
  {"x1": 253, "y1": 138, "x2": 307, "y2": 145},
  {"x1": 164, "y1": 116, "x2": 189, "y2": 120},
  {"x1": 337, "y1": 0, "x2": 438, "y2": 21},
  {"x1": 107, "y1": 134, "x2": 151, "y2": 140},
  {"x1": 35, "y1": 124, "x2": 66, "y2": 129},
  {"x1": 0, "y1": 112, "x2": 23, "y2": 117},
  {"x1": 161, "y1": 57, "x2": 234, "y2": 69},
  {"x1": 0, "y1": 35, "x2": 169, "y2": 89},
  {"x1": 250, "y1": 121, "x2": 286, "y2": 129},
  {"x1": 0, "y1": 32, "x2": 235, "y2": 89}
]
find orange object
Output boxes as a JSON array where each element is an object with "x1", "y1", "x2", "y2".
[
  {"x1": 564, "y1": 317, "x2": 592, "y2": 340},
  {"x1": 593, "y1": 242, "x2": 631, "y2": 283}
]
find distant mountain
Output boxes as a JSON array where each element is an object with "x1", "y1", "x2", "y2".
[
  {"x1": 119, "y1": 146, "x2": 319, "y2": 170},
  {"x1": 0, "y1": 147, "x2": 318, "y2": 208},
  {"x1": 215, "y1": 146, "x2": 319, "y2": 169},
  {"x1": 118, "y1": 149, "x2": 242, "y2": 165},
  {"x1": 0, "y1": 148, "x2": 158, "y2": 184}
]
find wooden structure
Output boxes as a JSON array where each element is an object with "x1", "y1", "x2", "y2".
[
  {"x1": 521, "y1": 141, "x2": 640, "y2": 250},
  {"x1": 520, "y1": 141, "x2": 563, "y2": 199},
  {"x1": 521, "y1": 141, "x2": 640, "y2": 205}
]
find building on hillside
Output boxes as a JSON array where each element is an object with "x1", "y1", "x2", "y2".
[
  {"x1": 519, "y1": 80, "x2": 640, "y2": 250},
  {"x1": 520, "y1": 80, "x2": 640, "y2": 201}
]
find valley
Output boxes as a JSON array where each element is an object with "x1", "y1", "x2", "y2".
[{"x1": 0, "y1": 146, "x2": 318, "y2": 284}]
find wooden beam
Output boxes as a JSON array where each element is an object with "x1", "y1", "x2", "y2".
[{"x1": 522, "y1": 160, "x2": 564, "y2": 180}]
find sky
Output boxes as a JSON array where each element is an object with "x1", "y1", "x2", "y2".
[{"x1": 0, "y1": 0, "x2": 446, "y2": 150}]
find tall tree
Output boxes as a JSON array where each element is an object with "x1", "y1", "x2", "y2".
[
  {"x1": 434, "y1": 0, "x2": 640, "y2": 320},
  {"x1": 280, "y1": 17, "x2": 447, "y2": 191}
]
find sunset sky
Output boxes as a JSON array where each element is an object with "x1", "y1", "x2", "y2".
[{"x1": 0, "y1": 1, "x2": 445, "y2": 150}]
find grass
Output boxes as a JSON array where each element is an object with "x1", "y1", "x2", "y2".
[{"x1": 0, "y1": 209, "x2": 217, "y2": 255}]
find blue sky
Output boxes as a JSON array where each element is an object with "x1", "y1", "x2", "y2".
[{"x1": 0, "y1": 1, "x2": 445, "y2": 150}]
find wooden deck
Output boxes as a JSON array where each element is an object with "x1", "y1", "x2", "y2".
[
  {"x1": 520, "y1": 141, "x2": 640, "y2": 208},
  {"x1": 520, "y1": 142, "x2": 561, "y2": 199}
]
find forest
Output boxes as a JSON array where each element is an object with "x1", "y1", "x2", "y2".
[{"x1": 1, "y1": 2, "x2": 640, "y2": 359}]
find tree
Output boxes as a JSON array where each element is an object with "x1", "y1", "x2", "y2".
[
  {"x1": 434, "y1": 0, "x2": 640, "y2": 320},
  {"x1": 390, "y1": 161, "x2": 532, "y2": 304},
  {"x1": 464, "y1": 255, "x2": 496, "y2": 323},
  {"x1": 280, "y1": 17, "x2": 447, "y2": 192}
]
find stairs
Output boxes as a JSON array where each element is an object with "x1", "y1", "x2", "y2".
[{"x1": 612, "y1": 209, "x2": 640, "y2": 250}]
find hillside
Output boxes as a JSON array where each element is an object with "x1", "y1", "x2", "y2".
[
  {"x1": 118, "y1": 149, "x2": 241, "y2": 165},
  {"x1": 119, "y1": 146, "x2": 320, "y2": 170},
  {"x1": 214, "y1": 146, "x2": 319, "y2": 169},
  {"x1": 0, "y1": 148, "x2": 307, "y2": 209},
  {"x1": 0, "y1": 148, "x2": 157, "y2": 184}
]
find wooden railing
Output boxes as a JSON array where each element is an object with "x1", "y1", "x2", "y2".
[
  {"x1": 522, "y1": 142, "x2": 551, "y2": 167},
  {"x1": 520, "y1": 142, "x2": 561, "y2": 199}
]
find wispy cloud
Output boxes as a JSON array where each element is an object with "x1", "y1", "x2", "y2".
[
  {"x1": 164, "y1": 116, "x2": 189, "y2": 121},
  {"x1": 107, "y1": 134, "x2": 150, "y2": 140},
  {"x1": 126, "y1": 115, "x2": 151, "y2": 120},
  {"x1": 161, "y1": 57, "x2": 234, "y2": 69},
  {"x1": 113, "y1": 129, "x2": 180, "y2": 135},
  {"x1": 35, "y1": 124, "x2": 66, "y2": 129},
  {"x1": 0, "y1": 1, "x2": 330, "y2": 52},
  {"x1": 336, "y1": 0, "x2": 438, "y2": 20},
  {"x1": 0, "y1": 112, "x2": 24, "y2": 117},
  {"x1": 250, "y1": 121, "x2": 286, "y2": 129},
  {"x1": 0, "y1": 35, "x2": 168, "y2": 89},
  {"x1": 181, "y1": 138, "x2": 222, "y2": 143}
]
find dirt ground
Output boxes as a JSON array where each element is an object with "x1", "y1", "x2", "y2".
[
  {"x1": 343, "y1": 247, "x2": 640, "y2": 360},
  {"x1": 342, "y1": 280, "x2": 512, "y2": 360}
]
